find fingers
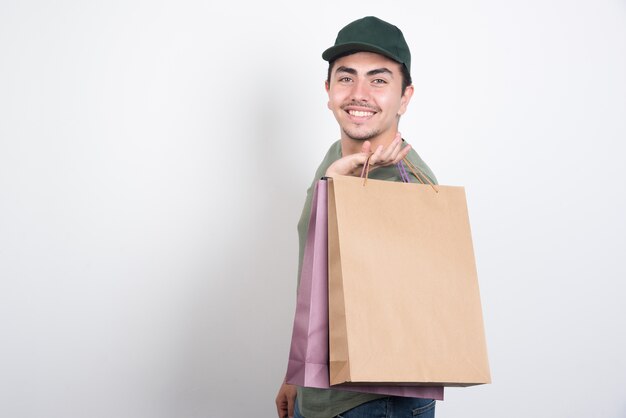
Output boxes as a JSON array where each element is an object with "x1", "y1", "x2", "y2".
[
  {"x1": 397, "y1": 142, "x2": 411, "y2": 163},
  {"x1": 380, "y1": 132, "x2": 402, "y2": 162},
  {"x1": 276, "y1": 396, "x2": 286, "y2": 418},
  {"x1": 369, "y1": 132, "x2": 408, "y2": 167},
  {"x1": 288, "y1": 395, "x2": 295, "y2": 418},
  {"x1": 276, "y1": 383, "x2": 292, "y2": 418},
  {"x1": 325, "y1": 133, "x2": 411, "y2": 177},
  {"x1": 370, "y1": 143, "x2": 385, "y2": 165}
]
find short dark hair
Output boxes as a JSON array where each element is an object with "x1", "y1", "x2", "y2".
[{"x1": 326, "y1": 52, "x2": 413, "y2": 94}]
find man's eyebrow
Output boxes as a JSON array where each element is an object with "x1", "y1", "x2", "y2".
[
  {"x1": 367, "y1": 68, "x2": 393, "y2": 77},
  {"x1": 334, "y1": 66, "x2": 394, "y2": 77},
  {"x1": 335, "y1": 66, "x2": 357, "y2": 75}
]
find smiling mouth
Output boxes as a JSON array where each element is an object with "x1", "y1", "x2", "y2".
[{"x1": 347, "y1": 110, "x2": 375, "y2": 117}]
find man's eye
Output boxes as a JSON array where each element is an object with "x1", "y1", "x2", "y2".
[
  {"x1": 372, "y1": 79, "x2": 387, "y2": 84},
  {"x1": 339, "y1": 77, "x2": 352, "y2": 82}
]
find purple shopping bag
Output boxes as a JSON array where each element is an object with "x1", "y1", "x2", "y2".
[
  {"x1": 285, "y1": 179, "x2": 444, "y2": 400},
  {"x1": 285, "y1": 180, "x2": 330, "y2": 387}
]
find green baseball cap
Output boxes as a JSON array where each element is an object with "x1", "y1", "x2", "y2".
[{"x1": 322, "y1": 16, "x2": 411, "y2": 73}]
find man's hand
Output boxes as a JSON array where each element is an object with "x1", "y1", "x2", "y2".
[
  {"x1": 325, "y1": 132, "x2": 411, "y2": 177},
  {"x1": 275, "y1": 381, "x2": 297, "y2": 418}
]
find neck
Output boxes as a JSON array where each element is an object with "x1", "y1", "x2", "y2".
[{"x1": 340, "y1": 129, "x2": 399, "y2": 156}]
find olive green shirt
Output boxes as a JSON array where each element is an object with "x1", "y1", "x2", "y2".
[{"x1": 295, "y1": 140, "x2": 438, "y2": 418}]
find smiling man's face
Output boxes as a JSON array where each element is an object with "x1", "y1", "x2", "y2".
[{"x1": 326, "y1": 51, "x2": 413, "y2": 144}]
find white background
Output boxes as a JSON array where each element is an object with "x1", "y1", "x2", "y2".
[{"x1": 1, "y1": 1, "x2": 625, "y2": 417}]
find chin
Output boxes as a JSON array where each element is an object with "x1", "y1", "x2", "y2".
[{"x1": 343, "y1": 128, "x2": 380, "y2": 141}]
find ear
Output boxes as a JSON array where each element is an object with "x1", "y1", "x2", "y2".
[
  {"x1": 325, "y1": 80, "x2": 331, "y2": 109},
  {"x1": 398, "y1": 85, "x2": 414, "y2": 116}
]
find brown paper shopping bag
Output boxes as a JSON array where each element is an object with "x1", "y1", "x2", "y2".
[{"x1": 327, "y1": 172, "x2": 491, "y2": 387}]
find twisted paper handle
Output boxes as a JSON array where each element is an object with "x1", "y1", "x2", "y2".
[
  {"x1": 359, "y1": 154, "x2": 438, "y2": 193},
  {"x1": 401, "y1": 157, "x2": 439, "y2": 193}
]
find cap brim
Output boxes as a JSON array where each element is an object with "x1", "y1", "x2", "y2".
[{"x1": 322, "y1": 42, "x2": 402, "y2": 64}]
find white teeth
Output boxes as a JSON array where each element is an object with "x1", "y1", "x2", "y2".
[{"x1": 349, "y1": 110, "x2": 374, "y2": 117}]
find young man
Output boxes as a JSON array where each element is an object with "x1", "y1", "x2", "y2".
[{"x1": 276, "y1": 16, "x2": 440, "y2": 418}]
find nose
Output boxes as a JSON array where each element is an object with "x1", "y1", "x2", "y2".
[{"x1": 350, "y1": 78, "x2": 369, "y2": 102}]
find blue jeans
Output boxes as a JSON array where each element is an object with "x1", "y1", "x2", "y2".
[{"x1": 294, "y1": 396, "x2": 436, "y2": 418}]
